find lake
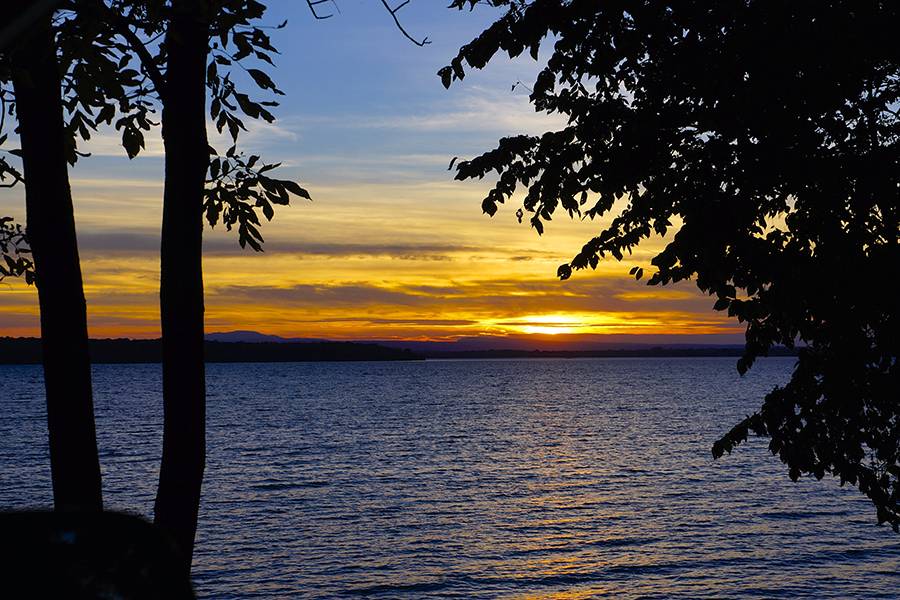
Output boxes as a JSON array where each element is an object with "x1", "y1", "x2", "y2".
[{"x1": 1, "y1": 358, "x2": 898, "y2": 598}]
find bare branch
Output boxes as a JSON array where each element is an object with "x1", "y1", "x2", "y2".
[
  {"x1": 511, "y1": 80, "x2": 533, "y2": 93},
  {"x1": 0, "y1": 91, "x2": 8, "y2": 138},
  {"x1": 305, "y1": 0, "x2": 334, "y2": 20},
  {"x1": 379, "y1": 0, "x2": 430, "y2": 46}
]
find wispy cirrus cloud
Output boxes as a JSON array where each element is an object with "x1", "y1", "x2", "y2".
[
  {"x1": 207, "y1": 275, "x2": 722, "y2": 320},
  {"x1": 291, "y1": 85, "x2": 566, "y2": 137},
  {"x1": 76, "y1": 117, "x2": 301, "y2": 160}
]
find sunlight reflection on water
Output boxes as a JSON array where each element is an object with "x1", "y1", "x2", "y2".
[{"x1": 1, "y1": 357, "x2": 898, "y2": 598}]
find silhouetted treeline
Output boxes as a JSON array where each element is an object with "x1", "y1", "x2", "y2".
[
  {"x1": 0, "y1": 337, "x2": 800, "y2": 364},
  {"x1": 420, "y1": 347, "x2": 798, "y2": 359},
  {"x1": 0, "y1": 338, "x2": 418, "y2": 364}
]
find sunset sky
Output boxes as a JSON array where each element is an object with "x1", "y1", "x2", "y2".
[{"x1": 0, "y1": 1, "x2": 741, "y2": 344}]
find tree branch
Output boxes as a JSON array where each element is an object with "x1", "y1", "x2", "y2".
[
  {"x1": 379, "y1": 0, "x2": 430, "y2": 46},
  {"x1": 304, "y1": 0, "x2": 334, "y2": 20},
  {"x1": 92, "y1": 1, "x2": 167, "y2": 100}
]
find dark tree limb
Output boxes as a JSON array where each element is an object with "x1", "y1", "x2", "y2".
[
  {"x1": 304, "y1": 0, "x2": 334, "y2": 20},
  {"x1": 302, "y1": 0, "x2": 429, "y2": 45},
  {"x1": 379, "y1": 0, "x2": 429, "y2": 46},
  {"x1": 0, "y1": 0, "x2": 62, "y2": 51},
  {"x1": 103, "y1": 11, "x2": 167, "y2": 100}
]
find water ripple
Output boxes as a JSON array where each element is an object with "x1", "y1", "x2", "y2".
[{"x1": 1, "y1": 358, "x2": 898, "y2": 598}]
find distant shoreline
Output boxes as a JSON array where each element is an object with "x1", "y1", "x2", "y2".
[
  {"x1": 416, "y1": 347, "x2": 796, "y2": 360},
  {"x1": 0, "y1": 337, "x2": 797, "y2": 365},
  {"x1": 0, "y1": 337, "x2": 419, "y2": 364}
]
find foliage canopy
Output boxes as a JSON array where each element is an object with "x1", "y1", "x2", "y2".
[
  {"x1": 443, "y1": 0, "x2": 900, "y2": 528},
  {"x1": 0, "y1": 215, "x2": 32, "y2": 282}
]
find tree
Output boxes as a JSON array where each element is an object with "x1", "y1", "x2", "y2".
[
  {"x1": 442, "y1": 1, "x2": 899, "y2": 528},
  {"x1": 61, "y1": 0, "x2": 287, "y2": 568},
  {"x1": 4, "y1": 0, "x2": 424, "y2": 571},
  {"x1": 63, "y1": 0, "x2": 317, "y2": 569},
  {"x1": 2, "y1": 0, "x2": 168, "y2": 513},
  {"x1": 1, "y1": 2, "x2": 103, "y2": 512},
  {"x1": 151, "y1": 0, "x2": 211, "y2": 570},
  {"x1": 95, "y1": 0, "x2": 421, "y2": 568},
  {"x1": 3, "y1": 0, "x2": 302, "y2": 566}
]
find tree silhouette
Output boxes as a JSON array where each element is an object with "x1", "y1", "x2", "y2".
[
  {"x1": 80, "y1": 0, "x2": 308, "y2": 569},
  {"x1": 443, "y1": 1, "x2": 899, "y2": 528},
  {"x1": 3, "y1": 0, "x2": 427, "y2": 572},
  {"x1": 1, "y1": 0, "x2": 306, "y2": 565},
  {"x1": 2, "y1": 0, "x2": 182, "y2": 513},
  {"x1": 1, "y1": 2, "x2": 103, "y2": 512},
  {"x1": 98, "y1": 0, "x2": 423, "y2": 568},
  {"x1": 153, "y1": 0, "x2": 211, "y2": 570}
]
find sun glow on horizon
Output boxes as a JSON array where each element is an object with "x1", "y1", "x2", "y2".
[
  {"x1": 487, "y1": 313, "x2": 673, "y2": 337},
  {"x1": 515, "y1": 314, "x2": 583, "y2": 335}
]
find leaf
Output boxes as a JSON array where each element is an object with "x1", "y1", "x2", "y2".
[
  {"x1": 247, "y1": 69, "x2": 276, "y2": 91},
  {"x1": 438, "y1": 66, "x2": 453, "y2": 89},
  {"x1": 121, "y1": 127, "x2": 144, "y2": 159},
  {"x1": 281, "y1": 179, "x2": 310, "y2": 200}
]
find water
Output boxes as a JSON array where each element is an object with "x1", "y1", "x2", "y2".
[{"x1": 1, "y1": 357, "x2": 897, "y2": 598}]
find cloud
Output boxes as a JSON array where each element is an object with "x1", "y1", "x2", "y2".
[
  {"x1": 228, "y1": 241, "x2": 474, "y2": 260},
  {"x1": 207, "y1": 275, "x2": 723, "y2": 319},
  {"x1": 77, "y1": 117, "x2": 300, "y2": 160},
  {"x1": 74, "y1": 230, "x2": 493, "y2": 261},
  {"x1": 211, "y1": 282, "x2": 424, "y2": 308},
  {"x1": 321, "y1": 317, "x2": 478, "y2": 326},
  {"x1": 77, "y1": 231, "x2": 160, "y2": 253},
  {"x1": 294, "y1": 85, "x2": 567, "y2": 136}
]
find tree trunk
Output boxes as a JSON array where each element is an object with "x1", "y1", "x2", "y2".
[
  {"x1": 154, "y1": 0, "x2": 209, "y2": 572},
  {"x1": 10, "y1": 13, "x2": 102, "y2": 512}
]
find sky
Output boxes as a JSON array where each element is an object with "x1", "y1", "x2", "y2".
[{"x1": 0, "y1": 0, "x2": 742, "y2": 344}]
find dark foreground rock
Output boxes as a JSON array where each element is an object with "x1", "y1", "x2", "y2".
[{"x1": 0, "y1": 511, "x2": 194, "y2": 599}]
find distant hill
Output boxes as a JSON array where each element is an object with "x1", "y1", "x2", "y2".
[
  {"x1": 204, "y1": 330, "x2": 324, "y2": 344},
  {"x1": 0, "y1": 337, "x2": 418, "y2": 364}
]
